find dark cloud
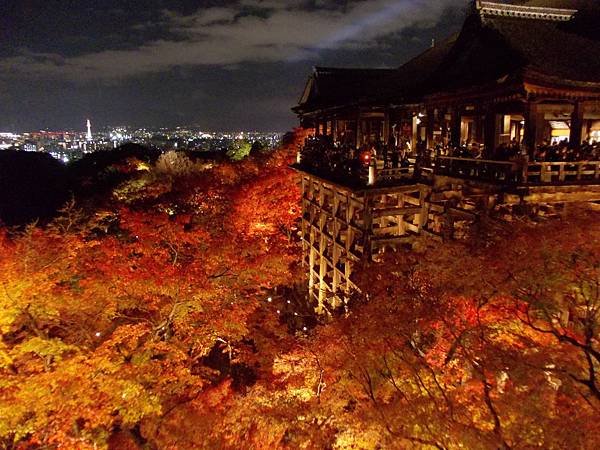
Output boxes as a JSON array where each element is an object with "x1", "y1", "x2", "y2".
[{"x1": 0, "y1": 0, "x2": 467, "y2": 131}]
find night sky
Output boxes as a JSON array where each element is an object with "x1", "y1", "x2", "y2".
[{"x1": 1, "y1": 0, "x2": 468, "y2": 132}]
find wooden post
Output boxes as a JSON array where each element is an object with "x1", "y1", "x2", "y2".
[
  {"x1": 301, "y1": 176, "x2": 308, "y2": 268},
  {"x1": 368, "y1": 160, "x2": 377, "y2": 186},
  {"x1": 451, "y1": 107, "x2": 461, "y2": 148},
  {"x1": 345, "y1": 196, "x2": 355, "y2": 297},
  {"x1": 332, "y1": 118, "x2": 338, "y2": 143},
  {"x1": 426, "y1": 108, "x2": 435, "y2": 150},
  {"x1": 475, "y1": 106, "x2": 485, "y2": 145},
  {"x1": 484, "y1": 109, "x2": 499, "y2": 159},
  {"x1": 398, "y1": 193, "x2": 406, "y2": 236},
  {"x1": 418, "y1": 186, "x2": 429, "y2": 231},
  {"x1": 440, "y1": 108, "x2": 449, "y2": 148},
  {"x1": 411, "y1": 114, "x2": 419, "y2": 152},
  {"x1": 524, "y1": 101, "x2": 540, "y2": 158},
  {"x1": 306, "y1": 180, "x2": 316, "y2": 294},
  {"x1": 570, "y1": 101, "x2": 584, "y2": 149},
  {"x1": 331, "y1": 202, "x2": 339, "y2": 297},
  {"x1": 317, "y1": 186, "x2": 328, "y2": 312},
  {"x1": 383, "y1": 109, "x2": 390, "y2": 145},
  {"x1": 362, "y1": 195, "x2": 373, "y2": 260}
]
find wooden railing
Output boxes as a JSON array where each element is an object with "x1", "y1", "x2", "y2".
[
  {"x1": 434, "y1": 157, "x2": 600, "y2": 186},
  {"x1": 296, "y1": 150, "x2": 600, "y2": 187},
  {"x1": 360, "y1": 165, "x2": 413, "y2": 186},
  {"x1": 524, "y1": 161, "x2": 600, "y2": 184},
  {"x1": 376, "y1": 166, "x2": 414, "y2": 183},
  {"x1": 434, "y1": 156, "x2": 519, "y2": 183}
]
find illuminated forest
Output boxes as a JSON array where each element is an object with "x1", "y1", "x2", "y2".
[{"x1": 1, "y1": 132, "x2": 599, "y2": 449}]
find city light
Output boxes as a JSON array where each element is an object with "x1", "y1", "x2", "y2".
[{"x1": 0, "y1": 121, "x2": 283, "y2": 163}]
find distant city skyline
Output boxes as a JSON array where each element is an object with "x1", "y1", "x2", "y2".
[
  {"x1": 1, "y1": 0, "x2": 467, "y2": 132},
  {"x1": 1, "y1": 119, "x2": 287, "y2": 135},
  {"x1": 0, "y1": 121, "x2": 283, "y2": 163}
]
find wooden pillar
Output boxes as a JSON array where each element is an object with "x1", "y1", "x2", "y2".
[
  {"x1": 317, "y1": 186, "x2": 327, "y2": 312},
  {"x1": 383, "y1": 109, "x2": 390, "y2": 145},
  {"x1": 397, "y1": 193, "x2": 406, "y2": 236},
  {"x1": 331, "y1": 192, "x2": 340, "y2": 297},
  {"x1": 306, "y1": 179, "x2": 316, "y2": 294},
  {"x1": 355, "y1": 110, "x2": 362, "y2": 149},
  {"x1": 362, "y1": 195, "x2": 373, "y2": 260},
  {"x1": 484, "y1": 109, "x2": 499, "y2": 159},
  {"x1": 450, "y1": 107, "x2": 461, "y2": 148},
  {"x1": 411, "y1": 114, "x2": 419, "y2": 152},
  {"x1": 582, "y1": 119, "x2": 590, "y2": 143},
  {"x1": 345, "y1": 197, "x2": 355, "y2": 297},
  {"x1": 426, "y1": 108, "x2": 435, "y2": 150},
  {"x1": 475, "y1": 106, "x2": 485, "y2": 145},
  {"x1": 332, "y1": 119, "x2": 338, "y2": 142},
  {"x1": 301, "y1": 176, "x2": 308, "y2": 268},
  {"x1": 524, "y1": 101, "x2": 540, "y2": 157},
  {"x1": 418, "y1": 186, "x2": 429, "y2": 231},
  {"x1": 570, "y1": 101, "x2": 584, "y2": 149},
  {"x1": 440, "y1": 108, "x2": 449, "y2": 148}
]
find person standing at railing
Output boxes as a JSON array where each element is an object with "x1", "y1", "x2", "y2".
[
  {"x1": 471, "y1": 143, "x2": 483, "y2": 159},
  {"x1": 379, "y1": 138, "x2": 389, "y2": 169},
  {"x1": 534, "y1": 146, "x2": 547, "y2": 162},
  {"x1": 400, "y1": 154, "x2": 411, "y2": 168},
  {"x1": 546, "y1": 144, "x2": 559, "y2": 162},
  {"x1": 391, "y1": 148, "x2": 399, "y2": 169}
]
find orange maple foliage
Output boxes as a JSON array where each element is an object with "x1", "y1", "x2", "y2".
[{"x1": 1, "y1": 131, "x2": 599, "y2": 449}]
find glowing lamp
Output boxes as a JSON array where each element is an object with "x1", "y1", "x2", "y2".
[{"x1": 360, "y1": 151, "x2": 371, "y2": 164}]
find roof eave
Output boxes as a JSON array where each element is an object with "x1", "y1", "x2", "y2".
[{"x1": 523, "y1": 69, "x2": 600, "y2": 93}]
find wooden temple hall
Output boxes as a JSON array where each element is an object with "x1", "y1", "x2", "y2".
[{"x1": 292, "y1": 0, "x2": 600, "y2": 311}]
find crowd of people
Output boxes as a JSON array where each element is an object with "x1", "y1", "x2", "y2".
[
  {"x1": 300, "y1": 133, "x2": 600, "y2": 179},
  {"x1": 430, "y1": 138, "x2": 600, "y2": 163},
  {"x1": 533, "y1": 139, "x2": 599, "y2": 162}
]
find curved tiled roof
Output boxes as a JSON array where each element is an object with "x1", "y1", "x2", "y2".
[
  {"x1": 293, "y1": 36, "x2": 457, "y2": 113},
  {"x1": 293, "y1": 67, "x2": 396, "y2": 113},
  {"x1": 428, "y1": 8, "x2": 600, "y2": 94},
  {"x1": 294, "y1": 1, "x2": 600, "y2": 114},
  {"x1": 492, "y1": 16, "x2": 600, "y2": 83}
]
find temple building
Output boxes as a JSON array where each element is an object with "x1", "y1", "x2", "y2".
[{"x1": 292, "y1": 0, "x2": 600, "y2": 312}]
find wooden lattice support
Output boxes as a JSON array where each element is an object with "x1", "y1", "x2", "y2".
[
  {"x1": 300, "y1": 174, "x2": 440, "y2": 312},
  {"x1": 301, "y1": 175, "x2": 369, "y2": 312},
  {"x1": 301, "y1": 170, "x2": 600, "y2": 313}
]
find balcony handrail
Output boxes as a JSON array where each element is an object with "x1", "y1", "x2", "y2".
[
  {"x1": 527, "y1": 160, "x2": 600, "y2": 166},
  {"x1": 361, "y1": 163, "x2": 414, "y2": 186},
  {"x1": 433, "y1": 155, "x2": 520, "y2": 184},
  {"x1": 378, "y1": 167, "x2": 413, "y2": 176},
  {"x1": 524, "y1": 160, "x2": 600, "y2": 184},
  {"x1": 296, "y1": 143, "x2": 600, "y2": 187},
  {"x1": 436, "y1": 156, "x2": 518, "y2": 167}
]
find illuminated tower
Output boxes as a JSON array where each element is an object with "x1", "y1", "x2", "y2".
[{"x1": 86, "y1": 119, "x2": 92, "y2": 141}]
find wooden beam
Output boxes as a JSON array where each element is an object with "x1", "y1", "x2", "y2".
[{"x1": 372, "y1": 206, "x2": 422, "y2": 217}]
